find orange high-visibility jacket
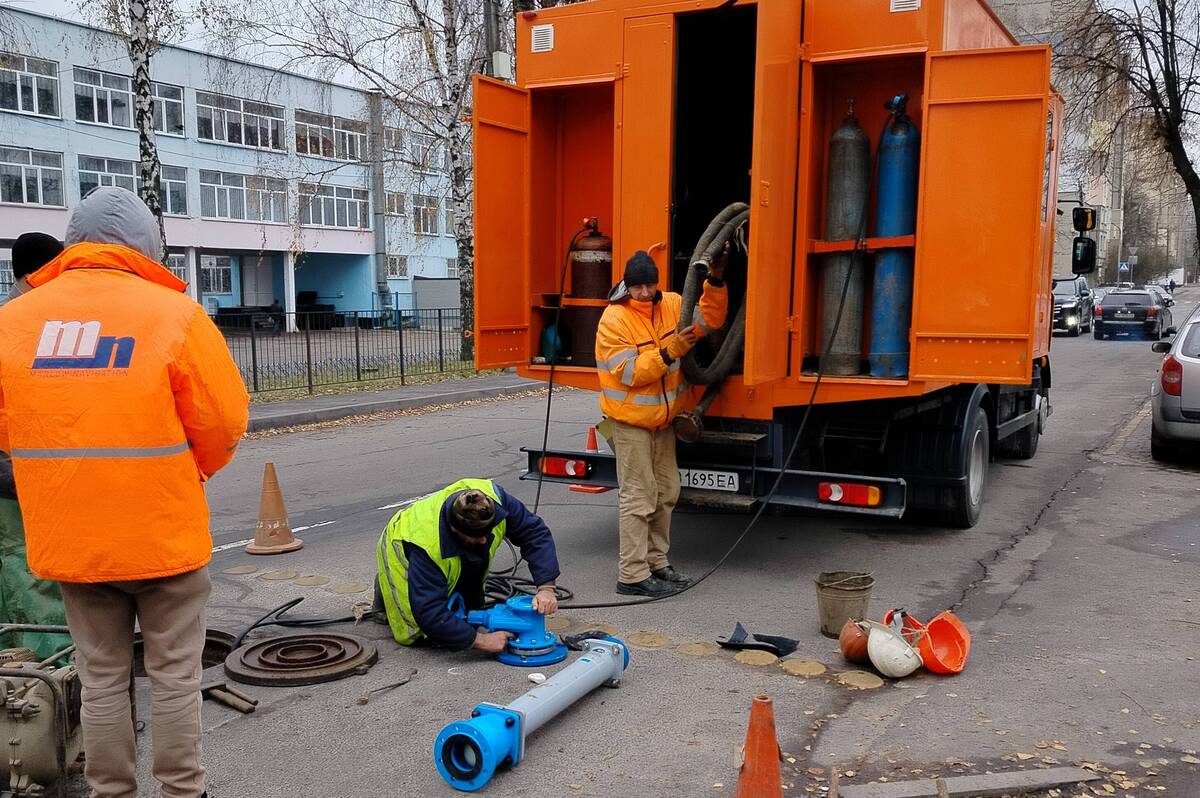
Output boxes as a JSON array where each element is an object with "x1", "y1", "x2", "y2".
[
  {"x1": 0, "y1": 243, "x2": 250, "y2": 582},
  {"x1": 595, "y1": 283, "x2": 728, "y2": 429}
]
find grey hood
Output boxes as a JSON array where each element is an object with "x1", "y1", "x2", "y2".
[{"x1": 66, "y1": 186, "x2": 163, "y2": 262}]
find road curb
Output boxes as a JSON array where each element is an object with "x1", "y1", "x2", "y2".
[{"x1": 247, "y1": 380, "x2": 545, "y2": 433}]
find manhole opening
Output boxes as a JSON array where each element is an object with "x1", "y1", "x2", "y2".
[{"x1": 133, "y1": 629, "x2": 235, "y2": 677}]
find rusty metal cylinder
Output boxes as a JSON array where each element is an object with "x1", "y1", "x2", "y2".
[
  {"x1": 569, "y1": 230, "x2": 613, "y2": 300},
  {"x1": 820, "y1": 107, "x2": 871, "y2": 375}
]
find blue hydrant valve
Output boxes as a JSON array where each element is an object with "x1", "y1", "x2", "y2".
[
  {"x1": 448, "y1": 594, "x2": 568, "y2": 667},
  {"x1": 434, "y1": 636, "x2": 629, "y2": 792}
]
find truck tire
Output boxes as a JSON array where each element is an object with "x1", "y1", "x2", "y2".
[
  {"x1": 945, "y1": 404, "x2": 989, "y2": 528},
  {"x1": 998, "y1": 414, "x2": 1039, "y2": 459}
]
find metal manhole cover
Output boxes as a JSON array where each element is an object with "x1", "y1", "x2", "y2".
[{"x1": 224, "y1": 633, "x2": 378, "y2": 686}]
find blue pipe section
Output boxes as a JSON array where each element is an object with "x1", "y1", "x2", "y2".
[
  {"x1": 869, "y1": 95, "x2": 921, "y2": 378},
  {"x1": 434, "y1": 636, "x2": 629, "y2": 791}
]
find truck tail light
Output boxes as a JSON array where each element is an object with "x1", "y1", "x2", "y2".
[
  {"x1": 818, "y1": 482, "x2": 882, "y2": 507},
  {"x1": 1162, "y1": 355, "x2": 1183, "y2": 396},
  {"x1": 1147, "y1": 306, "x2": 1159, "y2": 318},
  {"x1": 539, "y1": 456, "x2": 591, "y2": 478}
]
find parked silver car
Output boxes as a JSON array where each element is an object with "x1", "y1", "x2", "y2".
[{"x1": 1151, "y1": 305, "x2": 1200, "y2": 461}]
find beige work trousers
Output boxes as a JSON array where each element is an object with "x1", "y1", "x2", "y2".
[
  {"x1": 612, "y1": 420, "x2": 681, "y2": 583},
  {"x1": 60, "y1": 567, "x2": 211, "y2": 798}
]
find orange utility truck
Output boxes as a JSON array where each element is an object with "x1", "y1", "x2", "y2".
[{"x1": 473, "y1": 0, "x2": 1068, "y2": 527}]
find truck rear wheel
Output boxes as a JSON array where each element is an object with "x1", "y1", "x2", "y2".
[{"x1": 945, "y1": 404, "x2": 989, "y2": 528}]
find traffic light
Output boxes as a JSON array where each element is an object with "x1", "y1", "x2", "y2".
[
  {"x1": 1072, "y1": 207, "x2": 1096, "y2": 232},
  {"x1": 1072, "y1": 236, "x2": 1097, "y2": 274}
]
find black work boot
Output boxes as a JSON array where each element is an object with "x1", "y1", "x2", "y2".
[
  {"x1": 616, "y1": 576, "x2": 676, "y2": 597},
  {"x1": 652, "y1": 565, "x2": 692, "y2": 586}
]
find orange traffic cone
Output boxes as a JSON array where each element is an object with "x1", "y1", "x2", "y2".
[
  {"x1": 736, "y1": 694, "x2": 783, "y2": 798},
  {"x1": 246, "y1": 463, "x2": 304, "y2": 555},
  {"x1": 570, "y1": 426, "x2": 612, "y2": 494}
]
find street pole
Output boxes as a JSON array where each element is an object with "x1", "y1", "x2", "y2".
[{"x1": 483, "y1": 0, "x2": 500, "y2": 77}]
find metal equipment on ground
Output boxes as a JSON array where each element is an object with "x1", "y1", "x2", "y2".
[
  {"x1": 0, "y1": 626, "x2": 81, "y2": 798},
  {"x1": 448, "y1": 594, "x2": 567, "y2": 667},
  {"x1": 434, "y1": 636, "x2": 628, "y2": 791}
]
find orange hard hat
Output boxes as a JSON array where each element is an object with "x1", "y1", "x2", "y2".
[{"x1": 917, "y1": 611, "x2": 971, "y2": 674}]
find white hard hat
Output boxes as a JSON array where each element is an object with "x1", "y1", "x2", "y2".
[{"x1": 865, "y1": 620, "x2": 922, "y2": 678}]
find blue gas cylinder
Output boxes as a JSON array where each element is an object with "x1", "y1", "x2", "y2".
[{"x1": 869, "y1": 95, "x2": 921, "y2": 378}]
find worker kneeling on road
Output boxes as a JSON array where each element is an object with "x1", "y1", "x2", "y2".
[
  {"x1": 595, "y1": 249, "x2": 728, "y2": 597},
  {"x1": 375, "y1": 479, "x2": 560, "y2": 653}
]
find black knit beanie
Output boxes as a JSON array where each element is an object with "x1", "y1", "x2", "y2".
[
  {"x1": 12, "y1": 232, "x2": 63, "y2": 279},
  {"x1": 623, "y1": 251, "x2": 659, "y2": 288}
]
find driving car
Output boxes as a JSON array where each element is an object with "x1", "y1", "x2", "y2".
[
  {"x1": 1151, "y1": 305, "x2": 1200, "y2": 461},
  {"x1": 1051, "y1": 275, "x2": 1094, "y2": 336},
  {"x1": 1093, "y1": 289, "x2": 1175, "y2": 340}
]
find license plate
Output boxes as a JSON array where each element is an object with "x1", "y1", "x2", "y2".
[
  {"x1": 1115, "y1": 310, "x2": 1135, "y2": 319},
  {"x1": 679, "y1": 469, "x2": 739, "y2": 492}
]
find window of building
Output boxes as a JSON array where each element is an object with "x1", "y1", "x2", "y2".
[
  {"x1": 200, "y1": 254, "x2": 233, "y2": 294},
  {"x1": 152, "y1": 82, "x2": 184, "y2": 136},
  {"x1": 0, "y1": 147, "x2": 64, "y2": 206},
  {"x1": 385, "y1": 191, "x2": 405, "y2": 216},
  {"x1": 413, "y1": 193, "x2": 440, "y2": 235},
  {"x1": 387, "y1": 255, "x2": 407, "y2": 279},
  {"x1": 74, "y1": 68, "x2": 132, "y2": 128},
  {"x1": 166, "y1": 253, "x2": 188, "y2": 282},
  {"x1": 410, "y1": 132, "x2": 440, "y2": 173},
  {"x1": 160, "y1": 165, "x2": 187, "y2": 216},
  {"x1": 299, "y1": 183, "x2": 370, "y2": 229},
  {"x1": 384, "y1": 127, "x2": 403, "y2": 152},
  {"x1": 444, "y1": 205, "x2": 456, "y2": 236},
  {"x1": 0, "y1": 258, "x2": 13, "y2": 293},
  {"x1": 295, "y1": 110, "x2": 368, "y2": 161},
  {"x1": 79, "y1": 155, "x2": 136, "y2": 196},
  {"x1": 196, "y1": 92, "x2": 284, "y2": 151},
  {"x1": 0, "y1": 52, "x2": 59, "y2": 117},
  {"x1": 199, "y1": 170, "x2": 287, "y2": 223},
  {"x1": 446, "y1": 257, "x2": 458, "y2": 279}
]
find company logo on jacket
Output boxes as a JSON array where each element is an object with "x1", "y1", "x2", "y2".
[{"x1": 32, "y1": 320, "x2": 135, "y2": 370}]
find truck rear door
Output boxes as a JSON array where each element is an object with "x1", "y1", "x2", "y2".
[
  {"x1": 743, "y1": 0, "x2": 804, "y2": 386},
  {"x1": 910, "y1": 45, "x2": 1054, "y2": 384},
  {"x1": 472, "y1": 75, "x2": 531, "y2": 369}
]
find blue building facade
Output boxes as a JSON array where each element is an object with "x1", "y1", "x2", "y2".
[{"x1": 0, "y1": 8, "x2": 459, "y2": 321}]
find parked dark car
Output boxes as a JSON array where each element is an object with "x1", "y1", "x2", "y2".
[
  {"x1": 1052, "y1": 275, "x2": 1094, "y2": 336},
  {"x1": 1093, "y1": 289, "x2": 1175, "y2": 340}
]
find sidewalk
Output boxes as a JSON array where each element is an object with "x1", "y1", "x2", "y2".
[{"x1": 247, "y1": 372, "x2": 544, "y2": 432}]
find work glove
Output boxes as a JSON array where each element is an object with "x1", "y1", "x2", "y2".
[{"x1": 665, "y1": 326, "x2": 699, "y2": 361}]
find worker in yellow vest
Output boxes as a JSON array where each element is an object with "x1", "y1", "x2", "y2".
[{"x1": 375, "y1": 479, "x2": 560, "y2": 652}]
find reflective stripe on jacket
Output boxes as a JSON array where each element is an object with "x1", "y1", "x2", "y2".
[
  {"x1": 0, "y1": 242, "x2": 250, "y2": 582},
  {"x1": 375, "y1": 479, "x2": 507, "y2": 645},
  {"x1": 594, "y1": 282, "x2": 728, "y2": 429}
]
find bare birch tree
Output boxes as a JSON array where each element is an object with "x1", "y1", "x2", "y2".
[
  {"x1": 1057, "y1": 0, "x2": 1200, "y2": 282},
  {"x1": 200, "y1": 0, "x2": 510, "y2": 360},
  {"x1": 80, "y1": 0, "x2": 185, "y2": 261}
]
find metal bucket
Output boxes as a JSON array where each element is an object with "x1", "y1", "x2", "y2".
[{"x1": 814, "y1": 571, "x2": 874, "y2": 638}]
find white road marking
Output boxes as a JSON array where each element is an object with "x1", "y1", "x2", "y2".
[{"x1": 212, "y1": 492, "x2": 433, "y2": 553}]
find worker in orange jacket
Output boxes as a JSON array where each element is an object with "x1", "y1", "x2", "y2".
[
  {"x1": 0, "y1": 187, "x2": 249, "y2": 798},
  {"x1": 594, "y1": 249, "x2": 728, "y2": 597}
]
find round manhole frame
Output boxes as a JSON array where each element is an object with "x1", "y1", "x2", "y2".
[{"x1": 224, "y1": 632, "x2": 379, "y2": 687}]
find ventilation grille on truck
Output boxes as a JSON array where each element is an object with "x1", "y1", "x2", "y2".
[
  {"x1": 890, "y1": 0, "x2": 921, "y2": 11},
  {"x1": 531, "y1": 24, "x2": 555, "y2": 53}
]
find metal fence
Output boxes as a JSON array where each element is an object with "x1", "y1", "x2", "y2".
[{"x1": 214, "y1": 308, "x2": 471, "y2": 393}]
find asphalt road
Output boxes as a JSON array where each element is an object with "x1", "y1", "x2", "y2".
[{"x1": 125, "y1": 291, "x2": 1199, "y2": 797}]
